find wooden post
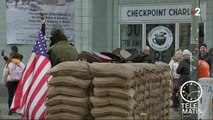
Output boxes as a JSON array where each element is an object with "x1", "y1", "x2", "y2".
[
  {"x1": 40, "y1": 11, "x2": 45, "y2": 36},
  {"x1": 140, "y1": 113, "x2": 147, "y2": 120},
  {"x1": 178, "y1": 90, "x2": 183, "y2": 120},
  {"x1": 0, "y1": 110, "x2": 4, "y2": 120}
]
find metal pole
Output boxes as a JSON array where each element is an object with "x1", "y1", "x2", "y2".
[
  {"x1": 190, "y1": 0, "x2": 199, "y2": 119},
  {"x1": 179, "y1": 92, "x2": 183, "y2": 120}
]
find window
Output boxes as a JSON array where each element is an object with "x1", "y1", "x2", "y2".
[
  {"x1": 179, "y1": 23, "x2": 204, "y2": 50},
  {"x1": 146, "y1": 24, "x2": 175, "y2": 63},
  {"x1": 120, "y1": 24, "x2": 142, "y2": 54}
]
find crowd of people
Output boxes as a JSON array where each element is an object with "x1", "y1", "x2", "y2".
[{"x1": 168, "y1": 43, "x2": 213, "y2": 112}]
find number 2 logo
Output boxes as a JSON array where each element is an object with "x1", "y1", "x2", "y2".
[{"x1": 195, "y1": 7, "x2": 201, "y2": 16}]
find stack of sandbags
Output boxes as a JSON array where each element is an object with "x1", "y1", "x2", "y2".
[
  {"x1": 155, "y1": 62, "x2": 173, "y2": 119},
  {"x1": 45, "y1": 61, "x2": 93, "y2": 120},
  {"x1": 130, "y1": 62, "x2": 172, "y2": 119},
  {"x1": 44, "y1": 61, "x2": 172, "y2": 119},
  {"x1": 89, "y1": 63, "x2": 138, "y2": 119}
]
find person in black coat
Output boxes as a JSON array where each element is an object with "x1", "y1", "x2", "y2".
[
  {"x1": 176, "y1": 49, "x2": 191, "y2": 86},
  {"x1": 128, "y1": 46, "x2": 155, "y2": 63},
  {"x1": 176, "y1": 49, "x2": 192, "y2": 112}
]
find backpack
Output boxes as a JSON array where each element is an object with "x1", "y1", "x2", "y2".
[{"x1": 10, "y1": 64, "x2": 24, "y2": 81}]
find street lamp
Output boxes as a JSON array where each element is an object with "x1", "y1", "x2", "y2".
[{"x1": 190, "y1": 0, "x2": 200, "y2": 119}]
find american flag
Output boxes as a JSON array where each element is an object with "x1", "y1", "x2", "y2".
[{"x1": 11, "y1": 29, "x2": 51, "y2": 119}]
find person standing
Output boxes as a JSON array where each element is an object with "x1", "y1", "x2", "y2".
[
  {"x1": 199, "y1": 43, "x2": 208, "y2": 60},
  {"x1": 176, "y1": 49, "x2": 191, "y2": 86},
  {"x1": 48, "y1": 24, "x2": 78, "y2": 67},
  {"x1": 169, "y1": 49, "x2": 182, "y2": 111},
  {"x1": 2, "y1": 53, "x2": 25, "y2": 115},
  {"x1": 129, "y1": 46, "x2": 154, "y2": 63},
  {"x1": 204, "y1": 48, "x2": 213, "y2": 77},
  {"x1": 1, "y1": 46, "x2": 23, "y2": 62},
  {"x1": 15, "y1": 0, "x2": 19, "y2": 8},
  {"x1": 6, "y1": 0, "x2": 8, "y2": 9},
  {"x1": 176, "y1": 49, "x2": 192, "y2": 113}
]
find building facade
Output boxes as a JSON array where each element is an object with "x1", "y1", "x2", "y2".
[
  {"x1": 0, "y1": 0, "x2": 212, "y2": 83},
  {"x1": 75, "y1": 0, "x2": 212, "y2": 63}
]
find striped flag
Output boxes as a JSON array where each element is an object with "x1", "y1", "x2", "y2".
[{"x1": 10, "y1": 29, "x2": 51, "y2": 120}]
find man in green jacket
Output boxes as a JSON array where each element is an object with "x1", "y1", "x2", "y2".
[{"x1": 48, "y1": 24, "x2": 78, "y2": 67}]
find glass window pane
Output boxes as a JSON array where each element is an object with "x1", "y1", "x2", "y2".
[
  {"x1": 179, "y1": 23, "x2": 204, "y2": 50},
  {"x1": 120, "y1": 24, "x2": 142, "y2": 54},
  {"x1": 179, "y1": 23, "x2": 191, "y2": 50},
  {"x1": 146, "y1": 24, "x2": 175, "y2": 63}
]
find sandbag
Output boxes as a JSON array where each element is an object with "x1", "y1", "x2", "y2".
[
  {"x1": 93, "y1": 87, "x2": 135, "y2": 99},
  {"x1": 46, "y1": 112, "x2": 83, "y2": 120},
  {"x1": 130, "y1": 63, "x2": 153, "y2": 73},
  {"x1": 91, "y1": 106, "x2": 132, "y2": 117},
  {"x1": 89, "y1": 63, "x2": 137, "y2": 79},
  {"x1": 90, "y1": 96, "x2": 136, "y2": 110},
  {"x1": 47, "y1": 61, "x2": 93, "y2": 79},
  {"x1": 96, "y1": 115, "x2": 134, "y2": 120},
  {"x1": 47, "y1": 86, "x2": 87, "y2": 98},
  {"x1": 46, "y1": 104, "x2": 89, "y2": 115},
  {"x1": 46, "y1": 95, "x2": 89, "y2": 107},
  {"x1": 93, "y1": 77, "x2": 135, "y2": 88},
  {"x1": 48, "y1": 76, "x2": 91, "y2": 89}
]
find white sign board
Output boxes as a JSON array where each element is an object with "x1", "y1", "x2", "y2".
[
  {"x1": 148, "y1": 26, "x2": 173, "y2": 51},
  {"x1": 120, "y1": 3, "x2": 206, "y2": 22},
  {"x1": 198, "y1": 78, "x2": 213, "y2": 120},
  {"x1": 6, "y1": 0, "x2": 74, "y2": 44}
]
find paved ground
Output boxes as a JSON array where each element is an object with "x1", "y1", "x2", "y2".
[
  {"x1": 0, "y1": 97, "x2": 21, "y2": 119},
  {"x1": 170, "y1": 108, "x2": 180, "y2": 119},
  {"x1": 0, "y1": 85, "x2": 21, "y2": 119},
  {"x1": 0, "y1": 106, "x2": 21, "y2": 119}
]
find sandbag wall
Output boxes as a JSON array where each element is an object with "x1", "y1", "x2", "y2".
[
  {"x1": 89, "y1": 63, "x2": 137, "y2": 119},
  {"x1": 46, "y1": 61, "x2": 93, "y2": 120},
  {"x1": 130, "y1": 62, "x2": 173, "y2": 119},
  {"x1": 46, "y1": 61, "x2": 172, "y2": 120}
]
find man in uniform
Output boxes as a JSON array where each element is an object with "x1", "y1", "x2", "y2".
[{"x1": 48, "y1": 24, "x2": 78, "y2": 67}]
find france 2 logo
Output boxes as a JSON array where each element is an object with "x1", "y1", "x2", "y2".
[{"x1": 192, "y1": 7, "x2": 201, "y2": 16}]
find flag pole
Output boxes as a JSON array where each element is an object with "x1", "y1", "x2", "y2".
[{"x1": 40, "y1": 11, "x2": 45, "y2": 36}]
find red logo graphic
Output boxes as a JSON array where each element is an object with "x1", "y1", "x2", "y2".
[{"x1": 191, "y1": 11, "x2": 195, "y2": 15}]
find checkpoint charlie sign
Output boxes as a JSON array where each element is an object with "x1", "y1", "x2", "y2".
[{"x1": 119, "y1": 3, "x2": 206, "y2": 22}]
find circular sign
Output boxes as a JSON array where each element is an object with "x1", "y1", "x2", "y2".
[
  {"x1": 148, "y1": 26, "x2": 173, "y2": 51},
  {"x1": 180, "y1": 81, "x2": 203, "y2": 103}
]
